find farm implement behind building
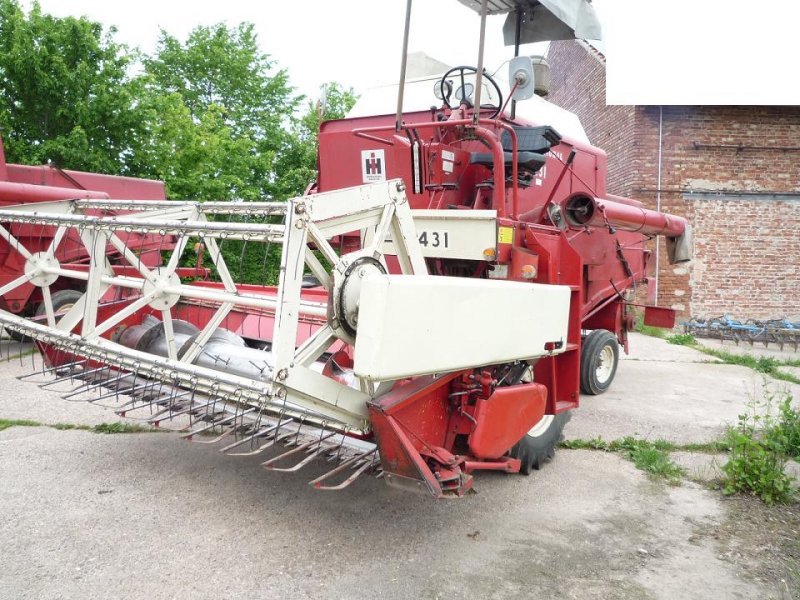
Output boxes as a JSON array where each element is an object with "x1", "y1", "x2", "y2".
[
  {"x1": 0, "y1": 0, "x2": 692, "y2": 497},
  {"x1": 683, "y1": 315, "x2": 800, "y2": 351}
]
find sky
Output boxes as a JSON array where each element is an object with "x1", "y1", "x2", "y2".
[
  {"x1": 20, "y1": 0, "x2": 796, "y2": 105},
  {"x1": 20, "y1": 0, "x2": 572, "y2": 101}
]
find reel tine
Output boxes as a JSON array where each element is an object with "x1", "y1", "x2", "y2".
[
  {"x1": 308, "y1": 449, "x2": 379, "y2": 491},
  {"x1": 62, "y1": 369, "x2": 132, "y2": 399},
  {"x1": 268, "y1": 443, "x2": 333, "y2": 473},
  {"x1": 325, "y1": 426, "x2": 350, "y2": 463},
  {"x1": 88, "y1": 380, "x2": 153, "y2": 403},
  {"x1": 119, "y1": 389, "x2": 192, "y2": 419},
  {"x1": 219, "y1": 421, "x2": 281, "y2": 454},
  {"x1": 223, "y1": 412, "x2": 291, "y2": 456},
  {"x1": 18, "y1": 358, "x2": 89, "y2": 381},
  {"x1": 39, "y1": 369, "x2": 92, "y2": 389},
  {"x1": 39, "y1": 364, "x2": 110, "y2": 389},
  {"x1": 124, "y1": 403, "x2": 173, "y2": 422},
  {"x1": 182, "y1": 407, "x2": 258, "y2": 441},
  {"x1": 189, "y1": 424, "x2": 238, "y2": 445},
  {"x1": 150, "y1": 397, "x2": 217, "y2": 425},
  {"x1": 262, "y1": 430, "x2": 338, "y2": 471}
]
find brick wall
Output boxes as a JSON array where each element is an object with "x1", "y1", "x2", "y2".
[
  {"x1": 547, "y1": 42, "x2": 800, "y2": 320},
  {"x1": 547, "y1": 41, "x2": 636, "y2": 197},
  {"x1": 636, "y1": 106, "x2": 800, "y2": 318},
  {"x1": 690, "y1": 198, "x2": 800, "y2": 319}
]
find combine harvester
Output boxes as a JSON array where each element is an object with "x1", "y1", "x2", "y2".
[{"x1": 0, "y1": 0, "x2": 691, "y2": 497}]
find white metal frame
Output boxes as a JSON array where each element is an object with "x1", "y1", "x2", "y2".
[{"x1": 0, "y1": 179, "x2": 426, "y2": 431}]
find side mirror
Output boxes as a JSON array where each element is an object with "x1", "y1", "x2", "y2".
[{"x1": 509, "y1": 56, "x2": 535, "y2": 101}]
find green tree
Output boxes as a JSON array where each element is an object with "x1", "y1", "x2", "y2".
[
  {"x1": 0, "y1": 0, "x2": 142, "y2": 173},
  {"x1": 275, "y1": 82, "x2": 357, "y2": 198},
  {"x1": 141, "y1": 22, "x2": 300, "y2": 201}
]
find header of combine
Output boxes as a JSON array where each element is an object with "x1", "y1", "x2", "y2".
[{"x1": 0, "y1": 0, "x2": 691, "y2": 498}]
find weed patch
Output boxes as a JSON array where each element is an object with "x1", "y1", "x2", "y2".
[
  {"x1": 92, "y1": 422, "x2": 153, "y2": 434},
  {"x1": 560, "y1": 437, "x2": 610, "y2": 451},
  {"x1": 773, "y1": 395, "x2": 800, "y2": 461},
  {"x1": 667, "y1": 333, "x2": 696, "y2": 346},
  {"x1": 721, "y1": 385, "x2": 797, "y2": 505},
  {"x1": 626, "y1": 445, "x2": 684, "y2": 483},
  {"x1": 559, "y1": 435, "x2": 684, "y2": 482},
  {"x1": 0, "y1": 418, "x2": 42, "y2": 432},
  {"x1": 0, "y1": 419, "x2": 156, "y2": 434}
]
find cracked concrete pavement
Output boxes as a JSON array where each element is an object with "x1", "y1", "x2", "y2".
[{"x1": 0, "y1": 333, "x2": 798, "y2": 599}]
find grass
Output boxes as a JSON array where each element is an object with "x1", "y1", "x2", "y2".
[
  {"x1": 721, "y1": 387, "x2": 798, "y2": 505},
  {"x1": 2, "y1": 347, "x2": 39, "y2": 360},
  {"x1": 92, "y1": 422, "x2": 153, "y2": 434},
  {"x1": 0, "y1": 418, "x2": 157, "y2": 434},
  {"x1": 627, "y1": 445, "x2": 685, "y2": 483},
  {"x1": 654, "y1": 332, "x2": 800, "y2": 385},
  {"x1": 561, "y1": 371, "x2": 800, "y2": 504},
  {"x1": 560, "y1": 436, "x2": 731, "y2": 455},
  {"x1": 636, "y1": 323, "x2": 668, "y2": 339},
  {"x1": 666, "y1": 333, "x2": 696, "y2": 346},
  {"x1": 679, "y1": 440, "x2": 733, "y2": 453},
  {"x1": 0, "y1": 418, "x2": 42, "y2": 432},
  {"x1": 560, "y1": 394, "x2": 800, "y2": 499},
  {"x1": 560, "y1": 435, "x2": 685, "y2": 483}
]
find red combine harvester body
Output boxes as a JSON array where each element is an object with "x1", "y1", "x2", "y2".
[{"x1": 0, "y1": 0, "x2": 691, "y2": 498}]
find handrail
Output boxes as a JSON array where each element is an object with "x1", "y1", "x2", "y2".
[{"x1": 350, "y1": 117, "x2": 520, "y2": 218}]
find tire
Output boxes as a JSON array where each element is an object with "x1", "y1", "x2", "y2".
[
  {"x1": 35, "y1": 289, "x2": 83, "y2": 320},
  {"x1": 580, "y1": 329, "x2": 619, "y2": 395},
  {"x1": 510, "y1": 411, "x2": 571, "y2": 475}
]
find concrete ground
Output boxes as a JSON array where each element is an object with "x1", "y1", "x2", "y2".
[{"x1": 0, "y1": 333, "x2": 798, "y2": 599}]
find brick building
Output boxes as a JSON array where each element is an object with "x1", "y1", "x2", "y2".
[{"x1": 545, "y1": 40, "x2": 800, "y2": 320}]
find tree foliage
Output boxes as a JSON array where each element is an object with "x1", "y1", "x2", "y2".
[
  {"x1": 0, "y1": 2, "x2": 358, "y2": 206},
  {"x1": 275, "y1": 83, "x2": 357, "y2": 197},
  {"x1": 139, "y1": 23, "x2": 300, "y2": 201},
  {"x1": 0, "y1": 0, "x2": 143, "y2": 173}
]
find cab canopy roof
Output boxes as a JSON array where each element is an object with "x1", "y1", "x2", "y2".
[{"x1": 456, "y1": 0, "x2": 601, "y2": 44}]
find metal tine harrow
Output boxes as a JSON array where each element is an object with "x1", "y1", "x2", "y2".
[{"x1": 683, "y1": 314, "x2": 800, "y2": 350}]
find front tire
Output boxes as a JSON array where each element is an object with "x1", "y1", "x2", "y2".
[
  {"x1": 510, "y1": 412, "x2": 571, "y2": 475},
  {"x1": 580, "y1": 329, "x2": 619, "y2": 395}
]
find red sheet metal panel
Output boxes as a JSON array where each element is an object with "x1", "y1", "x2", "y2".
[{"x1": 468, "y1": 382, "x2": 547, "y2": 459}]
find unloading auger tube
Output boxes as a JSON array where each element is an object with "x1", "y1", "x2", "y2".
[{"x1": 0, "y1": 179, "x2": 583, "y2": 496}]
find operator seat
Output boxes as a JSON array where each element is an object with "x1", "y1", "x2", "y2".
[{"x1": 469, "y1": 125, "x2": 562, "y2": 177}]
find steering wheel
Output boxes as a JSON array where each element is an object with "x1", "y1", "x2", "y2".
[{"x1": 437, "y1": 66, "x2": 503, "y2": 119}]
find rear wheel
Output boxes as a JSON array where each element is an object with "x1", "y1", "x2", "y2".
[
  {"x1": 580, "y1": 329, "x2": 619, "y2": 395},
  {"x1": 510, "y1": 411, "x2": 571, "y2": 475},
  {"x1": 35, "y1": 289, "x2": 83, "y2": 321}
]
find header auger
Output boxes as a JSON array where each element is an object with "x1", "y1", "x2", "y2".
[{"x1": 0, "y1": 0, "x2": 691, "y2": 497}]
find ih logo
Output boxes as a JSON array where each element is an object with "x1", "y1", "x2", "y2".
[{"x1": 361, "y1": 149, "x2": 386, "y2": 183}]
